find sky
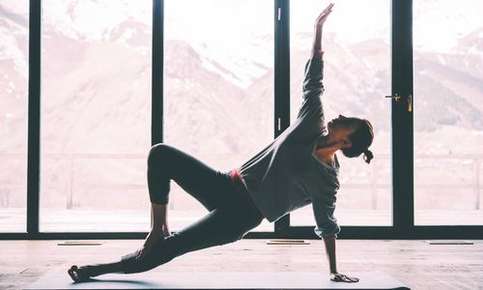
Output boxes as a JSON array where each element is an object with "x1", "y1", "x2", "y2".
[
  {"x1": 3, "y1": 0, "x2": 481, "y2": 51},
  {"x1": 1, "y1": 0, "x2": 482, "y2": 87}
]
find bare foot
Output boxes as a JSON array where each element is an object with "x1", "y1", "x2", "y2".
[
  {"x1": 143, "y1": 228, "x2": 169, "y2": 253},
  {"x1": 67, "y1": 265, "x2": 91, "y2": 283}
]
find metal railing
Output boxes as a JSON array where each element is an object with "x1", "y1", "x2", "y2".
[{"x1": 0, "y1": 153, "x2": 481, "y2": 210}]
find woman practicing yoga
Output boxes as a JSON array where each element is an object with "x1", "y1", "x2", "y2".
[{"x1": 68, "y1": 3, "x2": 373, "y2": 284}]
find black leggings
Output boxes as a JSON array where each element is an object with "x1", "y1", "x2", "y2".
[{"x1": 118, "y1": 143, "x2": 265, "y2": 274}]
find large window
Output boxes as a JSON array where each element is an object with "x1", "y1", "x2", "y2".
[
  {"x1": 164, "y1": 0, "x2": 274, "y2": 231},
  {"x1": 0, "y1": 0, "x2": 28, "y2": 232},
  {"x1": 2, "y1": 0, "x2": 482, "y2": 239},
  {"x1": 289, "y1": 0, "x2": 392, "y2": 226},
  {"x1": 414, "y1": 0, "x2": 483, "y2": 225},
  {"x1": 40, "y1": 0, "x2": 152, "y2": 232}
]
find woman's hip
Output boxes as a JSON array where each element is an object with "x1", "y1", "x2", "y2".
[{"x1": 222, "y1": 170, "x2": 265, "y2": 227}]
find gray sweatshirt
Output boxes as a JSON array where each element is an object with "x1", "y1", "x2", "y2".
[{"x1": 237, "y1": 54, "x2": 341, "y2": 238}]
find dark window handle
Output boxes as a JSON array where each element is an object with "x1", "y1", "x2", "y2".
[{"x1": 385, "y1": 93, "x2": 412, "y2": 112}]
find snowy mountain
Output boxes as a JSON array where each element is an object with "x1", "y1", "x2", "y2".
[{"x1": 1, "y1": 0, "x2": 482, "y2": 209}]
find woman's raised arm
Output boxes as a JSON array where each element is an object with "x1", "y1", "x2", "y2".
[{"x1": 311, "y1": 3, "x2": 333, "y2": 58}]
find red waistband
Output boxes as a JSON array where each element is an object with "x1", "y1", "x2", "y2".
[{"x1": 229, "y1": 168, "x2": 243, "y2": 184}]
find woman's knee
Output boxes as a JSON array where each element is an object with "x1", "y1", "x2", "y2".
[{"x1": 148, "y1": 143, "x2": 172, "y2": 167}]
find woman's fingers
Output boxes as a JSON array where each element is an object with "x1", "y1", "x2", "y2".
[
  {"x1": 316, "y1": 3, "x2": 334, "y2": 24},
  {"x1": 331, "y1": 273, "x2": 359, "y2": 283},
  {"x1": 340, "y1": 274, "x2": 359, "y2": 283},
  {"x1": 322, "y1": 3, "x2": 334, "y2": 15},
  {"x1": 321, "y1": 2, "x2": 334, "y2": 13},
  {"x1": 350, "y1": 277, "x2": 360, "y2": 282}
]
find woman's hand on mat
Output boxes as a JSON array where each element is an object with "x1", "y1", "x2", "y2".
[
  {"x1": 329, "y1": 272, "x2": 359, "y2": 283},
  {"x1": 314, "y1": 2, "x2": 334, "y2": 29}
]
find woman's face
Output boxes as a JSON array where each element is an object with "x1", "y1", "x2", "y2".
[{"x1": 327, "y1": 115, "x2": 360, "y2": 146}]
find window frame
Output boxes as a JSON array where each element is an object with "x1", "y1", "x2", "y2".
[{"x1": 1, "y1": 0, "x2": 482, "y2": 240}]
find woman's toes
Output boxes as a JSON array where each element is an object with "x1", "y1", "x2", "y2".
[
  {"x1": 67, "y1": 265, "x2": 90, "y2": 283},
  {"x1": 68, "y1": 265, "x2": 80, "y2": 282}
]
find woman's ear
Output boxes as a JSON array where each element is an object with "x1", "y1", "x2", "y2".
[{"x1": 341, "y1": 139, "x2": 352, "y2": 149}]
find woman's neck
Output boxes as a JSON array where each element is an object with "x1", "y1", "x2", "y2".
[
  {"x1": 315, "y1": 134, "x2": 338, "y2": 165},
  {"x1": 314, "y1": 147, "x2": 336, "y2": 165}
]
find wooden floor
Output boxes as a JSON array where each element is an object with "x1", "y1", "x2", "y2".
[{"x1": 1, "y1": 239, "x2": 482, "y2": 290}]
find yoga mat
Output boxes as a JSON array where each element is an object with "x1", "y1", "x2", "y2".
[{"x1": 24, "y1": 268, "x2": 410, "y2": 290}]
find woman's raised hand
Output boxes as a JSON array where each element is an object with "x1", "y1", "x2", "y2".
[
  {"x1": 315, "y1": 3, "x2": 334, "y2": 29},
  {"x1": 311, "y1": 3, "x2": 334, "y2": 56}
]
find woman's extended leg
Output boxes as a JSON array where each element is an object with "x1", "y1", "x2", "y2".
[
  {"x1": 68, "y1": 262, "x2": 124, "y2": 282},
  {"x1": 68, "y1": 143, "x2": 264, "y2": 282},
  {"x1": 120, "y1": 203, "x2": 264, "y2": 275},
  {"x1": 69, "y1": 201, "x2": 263, "y2": 281}
]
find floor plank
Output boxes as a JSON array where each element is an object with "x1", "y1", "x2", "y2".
[
  {"x1": 25, "y1": 270, "x2": 409, "y2": 289},
  {"x1": 1, "y1": 239, "x2": 482, "y2": 290}
]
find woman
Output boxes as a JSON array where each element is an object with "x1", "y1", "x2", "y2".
[{"x1": 68, "y1": 3, "x2": 372, "y2": 284}]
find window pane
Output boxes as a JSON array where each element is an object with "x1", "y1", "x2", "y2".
[
  {"x1": 414, "y1": 0, "x2": 483, "y2": 225},
  {"x1": 164, "y1": 0, "x2": 274, "y2": 232},
  {"x1": 0, "y1": 0, "x2": 28, "y2": 232},
  {"x1": 290, "y1": 0, "x2": 392, "y2": 226},
  {"x1": 40, "y1": 0, "x2": 152, "y2": 232}
]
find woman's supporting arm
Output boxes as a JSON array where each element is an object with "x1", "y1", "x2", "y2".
[
  {"x1": 321, "y1": 226, "x2": 360, "y2": 283},
  {"x1": 322, "y1": 235, "x2": 337, "y2": 274}
]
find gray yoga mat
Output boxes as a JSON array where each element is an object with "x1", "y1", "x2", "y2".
[{"x1": 24, "y1": 268, "x2": 410, "y2": 290}]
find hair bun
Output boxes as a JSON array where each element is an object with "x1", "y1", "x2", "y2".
[{"x1": 363, "y1": 149, "x2": 374, "y2": 164}]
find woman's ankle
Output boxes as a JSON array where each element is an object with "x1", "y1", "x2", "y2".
[
  {"x1": 82, "y1": 262, "x2": 123, "y2": 277},
  {"x1": 151, "y1": 203, "x2": 168, "y2": 229}
]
